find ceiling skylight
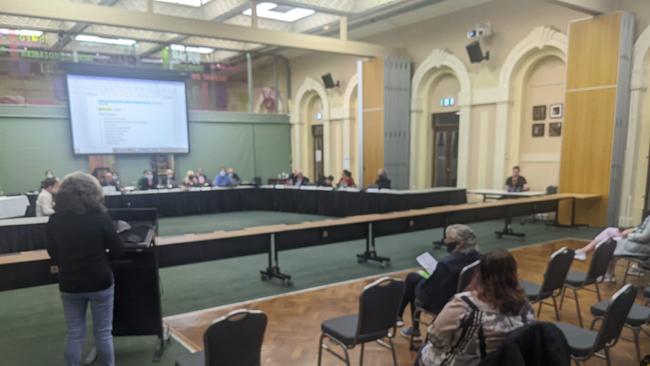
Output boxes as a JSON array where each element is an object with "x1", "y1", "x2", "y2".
[
  {"x1": 0, "y1": 28, "x2": 43, "y2": 36},
  {"x1": 155, "y1": 0, "x2": 211, "y2": 7},
  {"x1": 171, "y1": 44, "x2": 213, "y2": 54},
  {"x1": 243, "y1": 2, "x2": 315, "y2": 22},
  {"x1": 75, "y1": 35, "x2": 136, "y2": 46}
]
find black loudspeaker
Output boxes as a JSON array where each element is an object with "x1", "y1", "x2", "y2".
[
  {"x1": 322, "y1": 73, "x2": 339, "y2": 88},
  {"x1": 466, "y1": 41, "x2": 490, "y2": 63}
]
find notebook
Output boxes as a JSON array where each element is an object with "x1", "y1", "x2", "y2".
[{"x1": 416, "y1": 252, "x2": 438, "y2": 279}]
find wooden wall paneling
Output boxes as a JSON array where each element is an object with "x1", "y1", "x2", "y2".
[{"x1": 362, "y1": 58, "x2": 384, "y2": 186}]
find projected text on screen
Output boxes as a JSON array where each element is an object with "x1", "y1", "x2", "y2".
[{"x1": 67, "y1": 74, "x2": 189, "y2": 154}]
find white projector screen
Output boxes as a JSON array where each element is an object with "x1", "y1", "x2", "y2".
[{"x1": 67, "y1": 74, "x2": 189, "y2": 154}]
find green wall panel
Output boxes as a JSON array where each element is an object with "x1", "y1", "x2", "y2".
[{"x1": 0, "y1": 106, "x2": 290, "y2": 194}]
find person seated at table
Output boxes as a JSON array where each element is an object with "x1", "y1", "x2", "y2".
[
  {"x1": 137, "y1": 170, "x2": 156, "y2": 191},
  {"x1": 227, "y1": 168, "x2": 241, "y2": 186},
  {"x1": 182, "y1": 170, "x2": 199, "y2": 187},
  {"x1": 213, "y1": 167, "x2": 230, "y2": 187},
  {"x1": 160, "y1": 169, "x2": 178, "y2": 188},
  {"x1": 291, "y1": 171, "x2": 309, "y2": 186},
  {"x1": 100, "y1": 172, "x2": 122, "y2": 192},
  {"x1": 415, "y1": 250, "x2": 534, "y2": 366},
  {"x1": 374, "y1": 168, "x2": 391, "y2": 189},
  {"x1": 36, "y1": 177, "x2": 59, "y2": 217},
  {"x1": 504, "y1": 166, "x2": 529, "y2": 192},
  {"x1": 337, "y1": 169, "x2": 356, "y2": 188},
  {"x1": 196, "y1": 168, "x2": 211, "y2": 186},
  {"x1": 398, "y1": 224, "x2": 481, "y2": 341}
]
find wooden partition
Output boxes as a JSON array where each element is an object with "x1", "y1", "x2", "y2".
[
  {"x1": 559, "y1": 12, "x2": 633, "y2": 226},
  {"x1": 362, "y1": 58, "x2": 385, "y2": 186}
]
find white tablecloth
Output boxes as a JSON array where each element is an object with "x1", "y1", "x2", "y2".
[{"x1": 0, "y1": 195, "x2": 29, "y2": 219}]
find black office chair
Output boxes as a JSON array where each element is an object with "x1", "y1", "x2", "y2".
[
  {"x1": 520, "y1": 247, "x2": 574, "y2": 320},
  {"x1": 409, "y1": 260, "x2": 480, "y2": 350},
  {"x1": 554, "y1": 284, "x2": 637, "y2": 366},
  {"x1": 559, "y1": 239, "x2": 617, "y2": 327},
  {"x1": 175, "y1": 309, "x2": 267, "y2": 366},
  {"x1": 317, "y1": 276, "x2": 405, "y2": 366}
]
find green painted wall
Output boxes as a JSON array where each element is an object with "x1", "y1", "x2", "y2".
[{"x1": 0, "y1": 106, "x2": 291, "y2": 194}]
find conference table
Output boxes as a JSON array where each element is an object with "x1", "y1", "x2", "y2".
[
  {"x1": 4, "y1": 186, "x2": 467, "y2": 255},
  {"x1": 467, "y1": 189, "x2": 546, "y2": 202},
  {"x1": 0, "y1": 191, "x2": 599, "y2": 290},
  {"x1": 0, "y1": 195, "x2": 29, "y2": 219}
]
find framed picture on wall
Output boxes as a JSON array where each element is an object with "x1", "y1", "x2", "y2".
[
  {"x1": 549, "y1": 122, "x2": 562, "y2": 137},
  {"x1": 532, "y1": 105, "x2": 546, "y2": 121},
  {"x1": 532, "y1": 123, "x2": 545, "y2": 137},
  {"x1": 550, "y1": 103, "x2": 563, "y2": 118}
]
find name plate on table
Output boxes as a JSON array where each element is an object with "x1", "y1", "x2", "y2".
[{"x1": 189, "y1": 187, "x2": 202, "y2": 192}]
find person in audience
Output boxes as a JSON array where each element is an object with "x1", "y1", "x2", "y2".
[
  {"x1": 196, "y1": 168, "x2": 210, "y2": 186},
  {"x1": 137, "y1": 170, "x2": 156, "y2": 191},
  {"x1": 399, "y1": 224, "x2": 481, "y2": 341},
  {"x1": 161, "y1": 169, "x2": 177, "y2": 188},
  {"x1": 36, "y1": 177, "x2": 59, "y2": 217},
  {"x1": 182, "y1": 170, "x2": 199, "y2": 187},
  {"x1": 416, "y1": 250, "x2": 534, "y2": 366},
  {"x1": 46, "y1": 172, "x2": 124, "y2": 366},
  {"x1": 337, "y1": 169, "x2": 356, "y2": 188},
  {"x1": 100, "y1": 172, "x2": 122, "y2": 192},
  {"x1": 227, "y1": 168, "x2": 241, "y2": 186},
  {"x1": 573, "y1": 227, "x2": 628, "y2": 261},
  {"x1": 504, "y1": 166, "x2": 529, "y2": 192},
  {"x1": 375, "y1": 168, "x2": 391, "y2": 189},
  {"x1": 597, "y1": 214, "x2": 650, "y2": 282},
  {"x1": 291, "y1": 171, "x2": 309, "y2": 186},
  {"x1": 214, "y1": 167, "x2": 230, "y2": 187}
]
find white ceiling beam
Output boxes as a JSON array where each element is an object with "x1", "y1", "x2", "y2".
[
  {"x1": 0, "y1": 0, "x2": 397, "y2": 57},
  {"x1": 546, "y1": 0, "x2": 618, "y2": 15}
]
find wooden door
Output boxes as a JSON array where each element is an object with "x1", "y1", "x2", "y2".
[{"x1": 431, "y1": 112, "x2": 459, "y2": 187}]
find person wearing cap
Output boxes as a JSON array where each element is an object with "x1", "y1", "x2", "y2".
[{"x1": 398, "y1": 224, "x2": 481, "y2": 341}]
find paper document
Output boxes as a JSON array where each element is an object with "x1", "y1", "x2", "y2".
[{"x1": 416, "y1": 252, "x2": 438, "y2": 275}]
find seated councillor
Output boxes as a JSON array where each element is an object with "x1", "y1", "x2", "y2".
[
  {"x1": 227, "y1": 168, "x2": 241, "y2": 186},
  {"x1": 337, "y1": 169, "x2": 356, "y2": 188},
  {"x1": 399, "y1": 224, "x2": 481, "y2": 341},
  {"x1": 182, "y1": 170, "x2": 199, "y2": 188},
  {"x1": 196, "y1": 168, "x2": 211, "y2": 187},
  {"x1": 316, "y1": 175, "x2": 334, "y2": 187},
  {"x1": 416, "y1": 250, "x2": 534, "y2": 366},
  {"x1": 291, "y1": 171, "x2": 309, "y2": 186},
  {"x1": 36, "y1": 177, "x2": 59, "y2": 217},
  {"x1": 137, "y1": 170, "x2": 156, "y2": 191},
  {"x1": 46, "y1": 172, "x2": 124, "y2": 366},
  {"x1": 161, "y1": 169, "x2": 178, "y2": 188},
  {"x1": 375, "y1": 168, "x2": 391, "y2": 189},
  {"x1": 213, "y1": 167, "x2": 231, "y2": 187},
  {"x1": 100, "y1": 172, "x2": 122, "y2": 192},
  {"x1": 504, "y1": 166, "x2": 529, "y2": 192}
]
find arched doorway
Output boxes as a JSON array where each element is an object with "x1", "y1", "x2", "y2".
[
  {"x1": 517, "y1": 56, "x2": 566, "y2": 191},
  {"x1": 427, "y1": 73, "x2": 461, "y2": 187}
]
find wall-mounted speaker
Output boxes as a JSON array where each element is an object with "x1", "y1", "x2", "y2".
[
  {"x1": 322, "y1": 73, "x2": 340, "y2": 89},
  {"x1": 466, "y1": 41, "x2": 490, "y2": 63}
]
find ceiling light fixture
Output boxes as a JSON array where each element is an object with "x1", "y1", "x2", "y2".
[
  {"x1": 170, "y1": 44, "x2": 213, "y2": 54},
  {"x1": 155, "y1": 0, "x2": 211, "y2": 7},
  {"x1": 75, "y1": 35, "x2": 136, "y2": 46},
  {"x1": 0, "y1": 28, "x2": 43, "y2": 37},
  {"x1": 243, "y1": 2, "x2": 315, "y2": 22}
]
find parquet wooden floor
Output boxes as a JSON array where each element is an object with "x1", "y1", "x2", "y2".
[{"x1": 165, "y1": 239, "x2": 648, "y2": 365}]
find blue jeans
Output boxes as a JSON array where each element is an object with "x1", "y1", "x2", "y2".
[{"x1": 60, "y1": 285, "x2": 115, "y2": 366}]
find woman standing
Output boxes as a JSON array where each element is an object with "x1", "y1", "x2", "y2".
[
  {"x1": 416, "y1": 250, "x2": 534, "y2": 366},
  {"x1": 47, "y1": 172, "x2": 124, "y2": 366}
]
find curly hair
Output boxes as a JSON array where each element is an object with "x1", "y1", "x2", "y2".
[
  {"x1": 54, "y1": 171, "x2": 105, "y2": 215},
  {"x1": 470, "y1": 250, "x2": 528, "y2": 315}
]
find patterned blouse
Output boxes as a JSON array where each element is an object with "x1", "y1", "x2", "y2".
[{"x1": 419, "y1": 291, "x2": 534, "y2": 366}]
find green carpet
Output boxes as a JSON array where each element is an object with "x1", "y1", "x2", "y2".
[{"x1": 0, "y1": 211, "x2": 601, "y2": 366}]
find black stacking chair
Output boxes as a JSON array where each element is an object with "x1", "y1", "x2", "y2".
[
  {"x1": 620, "y1": 255, "x2": 650, "y2": 284},
  {"x1": 520, "y1": 247, "x2": 574, "y2": 320},
  {"x1": 560, "y1": 239, "x2": 617, "y2": 327},
  {"x1": 175, "y1": 309, "x2": 267, "y2": 366},
  {"x1": 318, "y1": 276, "x2": 405, "y2": 366},
  {"x1": 409, "y1": 260, "x2": 480, "y2": 351},
  {"x1": 554, "y1": 284, "x2": 637, "y2": 366}
]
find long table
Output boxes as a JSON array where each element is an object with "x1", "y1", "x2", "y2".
[
  {"x1": 0, "y1": 195, "x2": 29, "y2": 219},
  {"x1": 2, "y1": 186, "x2": 466, "y2": 254},
  {"x1": 0, "y1": 193, "x2": 598, "y2": 290}
]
